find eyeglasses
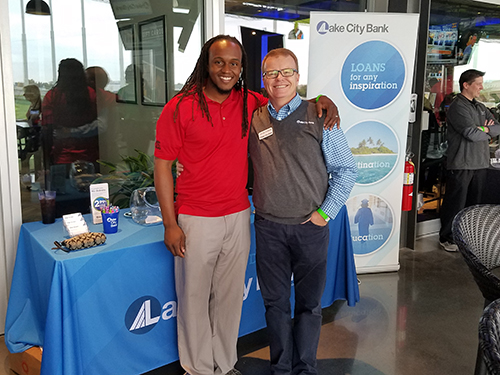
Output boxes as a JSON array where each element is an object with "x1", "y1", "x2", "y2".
[{"x1": 262, "y1": 68, "x2": 297, "y2": 79}]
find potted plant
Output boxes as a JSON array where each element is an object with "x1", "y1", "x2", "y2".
[{"x1": 93, "y1": 149, "x2": 176, "y2": 208}]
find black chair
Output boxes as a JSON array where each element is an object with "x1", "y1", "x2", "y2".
[
  {"x1": 479, "y1": 299, "x2": 500, "y2": 375},
  {"x1": 453, "y1": 204, "x2": 500, "y2": 375},
  {"x1": 17, "y1": 125, "x2": 42, "y2": 163}
]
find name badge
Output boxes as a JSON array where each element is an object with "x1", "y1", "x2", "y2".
[{"x1": 258, "y1": 127, "x2": 273, "y2": 140}]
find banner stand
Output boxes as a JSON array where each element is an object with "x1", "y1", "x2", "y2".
[{"x1": 308, "y1": 12, "x2": 419, "y2": 273}]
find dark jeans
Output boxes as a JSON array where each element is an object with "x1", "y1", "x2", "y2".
[
  {"x1": 254, "y1": 215, "x2": 329, "y2": 375},
  {"x1": 439, "y1": 168, "x2": 487, "y2": 243}
]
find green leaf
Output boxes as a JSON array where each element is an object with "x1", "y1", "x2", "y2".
[{"x1": 92, "y1": 150, "x2": 157, "y2": 208}]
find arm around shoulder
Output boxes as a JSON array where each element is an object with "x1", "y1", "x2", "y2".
[{"x1": 307, "y1": 95, "x2": 340, "y2": 130}]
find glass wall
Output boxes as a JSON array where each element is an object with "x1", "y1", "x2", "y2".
[
  {"x1": 11, "y1": 0, "x2": 204, "y2": 222},
  {"x1": 418, "y1": 0, "x2": 500, "y2": 224},
  {"x1": 223, "y1": 0, "x2": 500, "y2": 234}
]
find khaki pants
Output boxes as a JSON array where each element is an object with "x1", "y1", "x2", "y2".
[{"x1": 175, "y1": 208, "x2": 251, "y2": 375}]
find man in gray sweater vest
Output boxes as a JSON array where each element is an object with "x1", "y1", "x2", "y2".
[
  {"x1": 439, "y1": 69, "x2": 500, "y2": 252},
  {"x1": 248, "y1": 48, "x2": 357, "y2": 375}
]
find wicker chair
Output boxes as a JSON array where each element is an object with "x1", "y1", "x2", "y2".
[
  {"x1": 453, "y1": 204, "x2": 500, "y2": 375},
  {"x1": 479, "y1": 299, "x2": 500, "y2": 375}
]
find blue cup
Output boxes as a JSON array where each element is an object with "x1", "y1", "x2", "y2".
[{"x1": 102, "y1": 211, "x2": 119, "y2": 234}]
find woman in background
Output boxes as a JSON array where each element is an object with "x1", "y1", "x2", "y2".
[
  {"x1": 42, "y1": 58, "x2": 98, "y2": 166},
  {"x1": 24, "y1": 84, "x2": 42, "y2": 126},
  {"x1": 19, "y1": 84, "x2": 43, "y2": 182}
]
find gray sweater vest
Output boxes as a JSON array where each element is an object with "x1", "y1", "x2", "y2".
[{"x1": 249, "y1": 100, "x2": 328, "y2": 224}]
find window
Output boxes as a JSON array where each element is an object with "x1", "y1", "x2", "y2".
[{"x1": 11, "y1": 0, "x2": 204, "y2": 222}]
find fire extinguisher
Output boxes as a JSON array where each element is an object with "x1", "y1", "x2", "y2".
[{"x1": 402, "y1": 158, "x2": 415, "y2": 211}]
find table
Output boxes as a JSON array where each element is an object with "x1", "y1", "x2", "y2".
[
  {"x1": 4, "y1": 203, "x2": 359, "y2": 375},
  {"x1": 485, "y1": 167, "x2": 500, "y2": 204}
]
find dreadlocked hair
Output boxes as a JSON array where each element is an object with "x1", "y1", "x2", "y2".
[{"x1": 173, "y1": 35, "x2": 251, "y2": 138}]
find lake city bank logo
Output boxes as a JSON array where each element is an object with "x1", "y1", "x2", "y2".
[
  {"x1": 125, "y1": 296, "x2": 177, "y2": 334},
  {"x1": 317, "y1": 21, "x2": 329, "y2": 35},
  {"x1": 106, "y1": 216, "x2": 118, "y2": 227}
]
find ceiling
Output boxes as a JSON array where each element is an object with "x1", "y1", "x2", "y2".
[
  {"x1": 225, "y1": 0, "x2": 365, "y2": 21},
  {"x1": 224, "y1": 0, "x2": 500, "y2": 38},
  {"x1": 225, "y1": 0, "x2": 500, "y2": 29}
]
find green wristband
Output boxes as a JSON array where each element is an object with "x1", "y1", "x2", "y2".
[
  {"x1": 317, "y1": 208, "x2": 330, "y2": 222},
  {"x1": 481, "y1": 126, "x2": 486, "y2": 132},
  {"x1": 316, "y1": 94, "x2": 323, "y2": 103}
]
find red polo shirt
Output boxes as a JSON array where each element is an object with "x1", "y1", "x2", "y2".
[{"x1": 155, "y1": 89, "x2": 267, "y2": 217}]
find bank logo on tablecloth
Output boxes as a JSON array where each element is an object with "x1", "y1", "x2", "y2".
[
  {"x1": 341, "y1": 40, "x2": 405, "y2": 110},
  {"x1": 125, "y1": 296, "x2": 177, "y2": 334}
]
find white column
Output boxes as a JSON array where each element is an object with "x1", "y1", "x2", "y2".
[
  {"x1": 204, "y1": 0, "x2": 224, "y2": 39},
  {"x1": 0, "y1": 0, "x2": 24, "y2": 334},
  {"x1": 20, "y1": 0, "x2": 29, "y2": 85},
  {"x1": 81, "y1": 0, "x2": 88, "y2": 66},
  {"x1": 49, "y1": 0, "x2": 56, "y2": 81}
]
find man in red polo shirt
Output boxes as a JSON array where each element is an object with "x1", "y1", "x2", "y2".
[{"x1": 154, "y1": 35, "x2": 338, "y2": 375}]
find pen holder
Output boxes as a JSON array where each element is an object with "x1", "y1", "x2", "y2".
[{"x1": 101, "y1": 211, "x2": 119, "y2": 234}]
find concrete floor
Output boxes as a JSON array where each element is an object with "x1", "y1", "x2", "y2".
[
  {"x1": 1, "y1": 234, "x2": 486, "y2": 375},
  {"x1": 235, "y1": 234, "x2": 484, "y2": 375}
]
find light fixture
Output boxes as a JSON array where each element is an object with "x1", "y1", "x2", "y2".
[
  {"x1": 472, "y1": 0, "x2": 500, "y2": 5},
  {"x1": 288, "y1": 22, "x2": 304, "y2": 40},
  {"x1": 26, "y1": 0, "x2": 51, "y2": 15}
]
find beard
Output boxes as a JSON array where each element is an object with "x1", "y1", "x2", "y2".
[
  {"x1": 214, "y1": 83, "x2": 233, "y2": 96},
  {"x1": 206, "y1": 76, "x2": 236, "y2": 96}
]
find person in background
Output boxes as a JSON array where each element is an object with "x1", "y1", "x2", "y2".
[
  {"x1": 42, "y1": 58, "x2": 99, "y2": 167},
  {"x1": 429, "y1": 74, "x2": 454, "y2": 122},
  {"x1": 154, "y1": 35, "x2": 339, "y2": 375},
  {"x1": 85, "y1": 66, "x2": 117, "y2": 107},
  {"x1": 439, "y1": 69, "x2": 500, "y2": 252},
  {"x1": 117, "y1": 64, "x2": 137, "y2": 102},
  {"x1": 85, "y1": 65, "x2": 119, "y2": 160},
  {"x1": 248, "y1": 48, "x2": 357, "y2": 375},
  {"x1": 462, "y1": 33, "x2": 478, "y2": 63},
  {"x1": 23, "y1": 84, "x2": 42, "y2": 127},
  {"x1": 428, "y1": 78, "x2": 444, "y2": 119},
  {"x1": 19, "y1": 85, "x2": 43, "y2": 180}
]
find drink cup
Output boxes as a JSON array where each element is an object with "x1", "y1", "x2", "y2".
[
  {"x1": 38, "y1": 190, "x2": 56, "y2": 224},
  {"x1": 102, "y1": 211, "x2": 119, "y2": 234}
]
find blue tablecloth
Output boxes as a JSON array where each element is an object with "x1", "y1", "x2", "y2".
[{"x1": 4, "y1": 204, "x2": 359, "y2": 375}]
